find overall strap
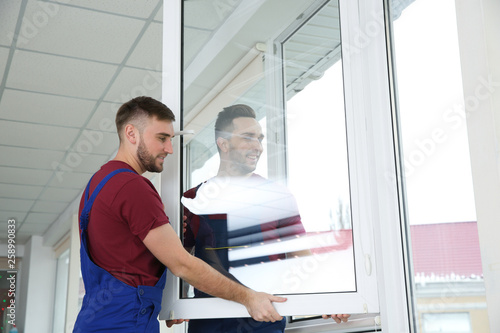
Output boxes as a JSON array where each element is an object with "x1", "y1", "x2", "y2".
[{"x1": 80, "y1": 168, "x2": 135, "y2": 231}]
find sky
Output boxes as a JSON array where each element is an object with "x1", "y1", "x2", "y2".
[
  {"x1": 393, "y1": 0, "x2": 477, "y2": 224},
  {"x1": 287, "y1": 62, "x2": 350, "y2": 231}
]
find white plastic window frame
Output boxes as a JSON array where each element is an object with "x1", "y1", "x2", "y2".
[
  {"x1": 159, "y1": 0, "x2": 411, "y2": 329},
  {"x1": 53, "y1": 247, "x2": 70, "y2": 333}
]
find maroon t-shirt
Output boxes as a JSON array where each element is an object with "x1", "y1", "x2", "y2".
[{"x1": 78, "y1": 160, "x2": 169, "y2": 287}]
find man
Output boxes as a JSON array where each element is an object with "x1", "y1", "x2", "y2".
[
  {"x1": 182, "y1": 104, "x2": 350, "y2": 333},
  {"x1": 73, "y1": 97, "x2": 286, "y2": 333}
]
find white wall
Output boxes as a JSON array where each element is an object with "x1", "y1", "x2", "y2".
[
  {"x1": 455, "y1": 0, "x2": 500, "y2": 331},
  {"x1": 17, "y1": 235, "x2": 57, "y2": 333}
]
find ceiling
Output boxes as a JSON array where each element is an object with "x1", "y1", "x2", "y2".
[
  {"x1": 0, "y1": 0, "x2": 266, "y2": 247},
  {"x1": 0, "y1": 0, "x2": 164, "y2": 245},
  {"x1": 0, "y1": 0, "x2": 317, "y2": 247},
  {"x1": 0, "y1": 0, "x2": 412, "y2": 247}
]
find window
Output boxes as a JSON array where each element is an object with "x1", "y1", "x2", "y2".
[
  {"x1": 53, "y1": 249, "x2": 70, "y2": 333},
  {"x1": 160, "y1": 0, "x2": 388, "y2": 322},
  {"x1": 389, "y1": 0, "x2": 487, "y2": 332},
  {"x1": 180, "y1": 0, "x2": 357, "y2": 299},
  {"x1": 283, "y1": 9, "x2": 354, "y2": 293}
]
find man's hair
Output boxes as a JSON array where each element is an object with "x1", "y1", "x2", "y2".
[
  {"x1": 214, "y1": 104, "x2": 256, "y2": 142},
  {"x1": 115, "y1": 96, "x2": 175, "y2": 141}
]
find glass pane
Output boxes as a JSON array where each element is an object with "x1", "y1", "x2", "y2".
[
  {"x1": 181, "y1": 0, "x2": 355, "y2": 298},
  {"x1": 186, "y1": 82, "x2": 269, "y2": 187},
  {"x1": 422, "y1": 313, "x2": 472, "y2": 333},
  {"x1": 391, "y1": 0, "x2": 488, "y2": 332},
  {"x1": 284, "y1": 0, "x2": 355, "y2": 293}
]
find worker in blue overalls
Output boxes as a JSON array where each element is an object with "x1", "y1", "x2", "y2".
[{"x1": 73, "y1": 97, "x2": 287, "y2": 332}]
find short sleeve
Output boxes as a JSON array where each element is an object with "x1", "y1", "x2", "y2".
[{"x1": 114, "y1": 177, "x2": 170, "y2": 240}]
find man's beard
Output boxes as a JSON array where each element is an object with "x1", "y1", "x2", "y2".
[
  {"x1": 228, "y1": 150, "x2": 259, "y2": 175},
  {"x1": 137, "y1": 138, "x2": 163, "y2": 173}
]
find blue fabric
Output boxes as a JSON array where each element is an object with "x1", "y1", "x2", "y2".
[
  {"x1": 188, "y1": 317, "x2": 286, "y2": 333},
  {"x1": 74, "y1": 169, "x2": 167, "y2": 333}
]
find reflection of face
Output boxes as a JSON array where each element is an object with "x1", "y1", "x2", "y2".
[
  {"x1": 137, "y1": 117, "x2": 174, "y2": 173},
  {"x1": 226, "y1": 117, "x2": 264, "y2": 175}
]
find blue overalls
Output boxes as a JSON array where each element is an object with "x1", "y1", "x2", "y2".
[{"x1": 73, "y1": 169, "x2": 167, "y2": 333}]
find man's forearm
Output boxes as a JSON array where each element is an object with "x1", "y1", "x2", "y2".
[
  {"x1": 143, "y1": 223, "x2": 285, "y2": 322},
  {"x1": 177, "y1": 253, "x2": 251, "y2": 305}
]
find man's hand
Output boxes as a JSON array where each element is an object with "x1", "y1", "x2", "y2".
[
  {"x1": 165, "y1": 319, "x2": 189, "y2": 328},
  {"x1": 322, "y1": 314, "x2": 350, "y2": 323},
  {"x1": 244, "y1": 291, "x2": 287, "y2": 322}
]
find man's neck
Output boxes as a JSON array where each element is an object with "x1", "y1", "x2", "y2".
[{"x1": 114, "y1": 149, "x2": 144, "y2": 174}]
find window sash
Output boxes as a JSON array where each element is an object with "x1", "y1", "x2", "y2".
[{"x1": 159, "y1": 0, "x2": 409, "y2": 329}]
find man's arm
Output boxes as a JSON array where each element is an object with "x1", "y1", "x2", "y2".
[{"x1": 143, "y1": 223, "x2": 286, "y2": 322}]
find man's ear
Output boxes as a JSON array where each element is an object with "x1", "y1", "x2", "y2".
[
  {"x1": 216, "y1": 137, "x2": 229, "y2": 153},
  {"x1": 124, "y1": 124, "x2": 138, "y2": 144}
]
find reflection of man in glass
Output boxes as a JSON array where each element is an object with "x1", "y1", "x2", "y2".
[{"x1": 182, "y1": 105, "x2": 349, "y2": 332}]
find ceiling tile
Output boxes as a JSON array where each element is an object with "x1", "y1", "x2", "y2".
[
  {"x1": 0, "y1": 89, "x2": 96, "y2": 127},
  {"x1": 184, "y1": 1, "x2": 227, "y2": 31},
  {"x1": 0, "y1": 198, "x2": 35, "y2": 212},
  {"x1": 0, "y1": 1, "x2": 22, "y2": 47},
  {"x1": 0, "y1": 183, "x2": 43, "y2": 200},
  {"x1": 86, "y1": 101, "x2": 119, "y2": 132},
  {"x1": 104, "y1": 67, "x2": 162, "y2": 102},
  {"x1": 48, "y1": 152, "x2": 114, "y2": 179},
  {"x1": 69, "y1": 153, "x2": 110, "y2": 174},
  {"x1": 6, "y1": 50, "x2": 118, "y2": 99},
  {"x1": 0, "y1": 47, "x2": 9, "y2": 79},
  {"x1": 19, "y1": 221, "x2": 54, "y2": 234},
  {"x1": 23, "y1": 212, "x2": 59, "y2": 224},
  {"x1": 0, "y1": 166, "x2": 52, "y2": 186},
  {"x1": 31, "y1": 200, "x2": 71, "y2": 214},
  {"x1": 183, "y1": 28, "x2": 213, "y2": 67},
  {"x1": 0, "y1": 120, "x2": 80, "y2": 151},
  {"x1": 53, "y1": 0, "x2": 160, "y2": 19},
  {"x1": 47, "y1": 171, "x2": 92, "y2": 189},
  {"x1": 0, "y1": 145, "x2": 65, "y2": 170},
  {"x1": 72, "y1": 130, "x2": 119, "y2": 155},
  {"x1": 21, "y1": 2, "x2": 146, "y2": 63},
  {"x1": 39, "y1": 187, "x2": 81, "y2": 202},
  {"x1": 127, "y1": 22, "x2": 163, "y2": 70},
  {"x1": 0, "y1": 211, "x2": 27, "y2": 223},
  {"x1": 154, "y1": 4, "x2": 162, "y2": 22}
]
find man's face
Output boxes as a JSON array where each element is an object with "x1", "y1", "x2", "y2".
[
  {"x1": 137, "y1": 117, "x2": 174, "y2": 173},
  {"x1": 225, "y1": 117, "x2": 264, "y2": 175}
]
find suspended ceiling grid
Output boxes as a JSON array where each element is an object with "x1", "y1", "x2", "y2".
[
  {"x1": 0, "y1": 0, "x2": 164, "y2": 245},
  {"x1": 0, "y1": 0, "x2": 412, "y2": 246}
]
